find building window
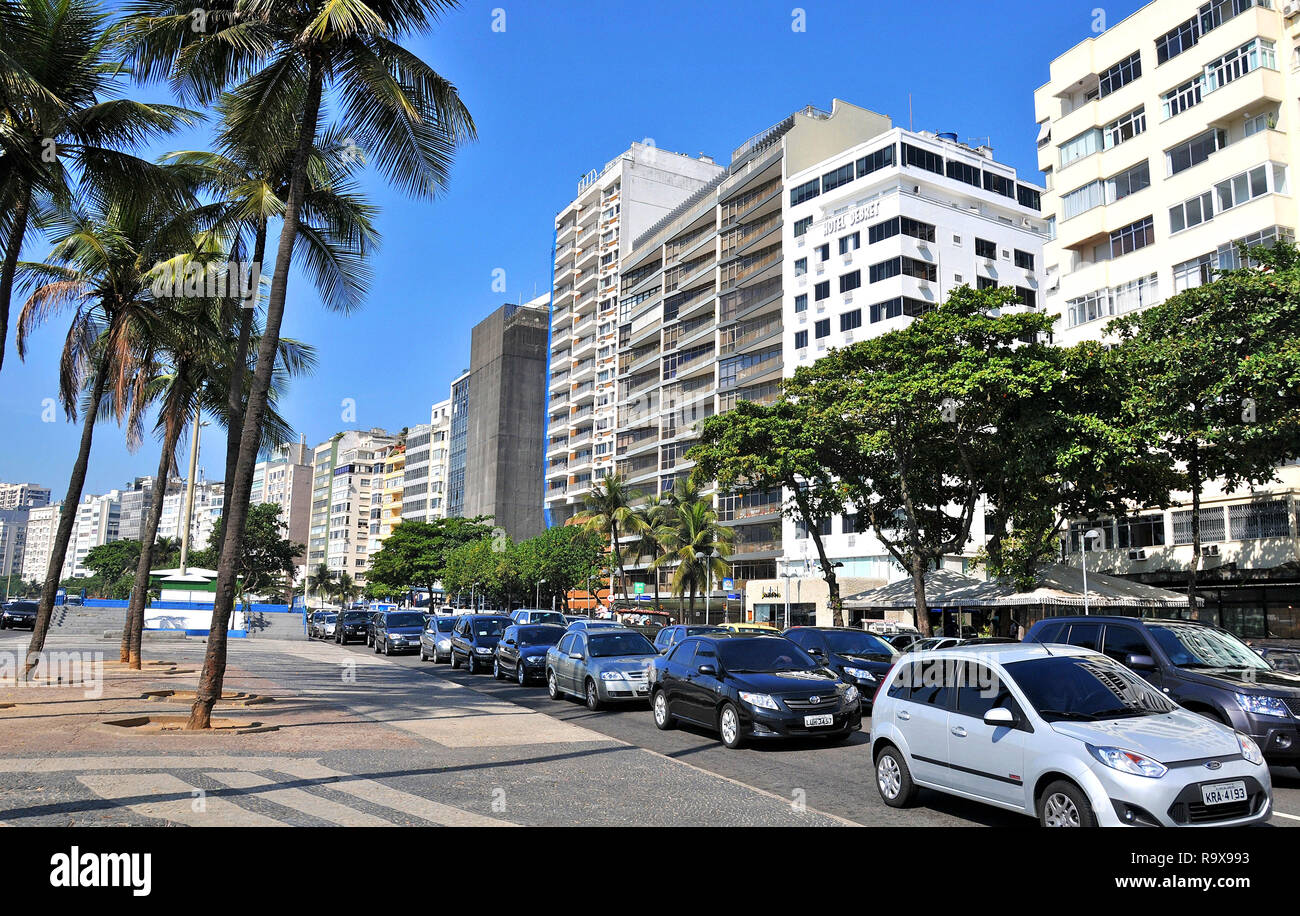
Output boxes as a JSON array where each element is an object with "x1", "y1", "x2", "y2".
[
  {"x1": 814, "y1": 281, "x2": 830, "y2": 301},
  {"x1": 794, "y1": 257, "x2": 808, "y2": 277},
  {"x1": 1172, "y1": 508, "x2": 1226, "y2": 544},
  {"x1": 1103, "y1": 107, "x2": 1146, "y2": 149},
  {"x1": 1013, "y1": 249, "x2": 1034, "y2": 270},
  {"x1": 1107, "y1": 160, "x2": 1150, "y2": 202},
  {"x1": 814, "y1": 318, "x2": 831, "y2": 339},
  {"x1": 869, "y1": 297, "x2": 931, "y2": 323},
  {"x1": 856, "y1": 144, "x2": 895, "y2": 178},
  {"x1": 822, "y1": 162, "x2": 855, "y2": 193},
  {"x1": 869, "y1": 258, "x2": 900, "y2": 283},
  {"x1": 816, "y1": 243, "x2": 830, "y2": 262},
  {"x1": 793, "y1": 216, "x2": 813, "y2": 237},
  {"x1": 975, "y1": 238, "x2": 996, "y2": 260},
  {"x1": 1017, "y1": 184, "x2": 1042, "y2": 211},
  {"x1": 1166, "y1": 128, "x2": 1225, "y2": 176},
  {"x1": 1204, "y1": 38, "x2": 1276, "y2": 94},
  {"x1": 1162, "y1": 77, "x2": 1203, "y2": 119},
  {"x1": 983, "y1": 171, "x2": 1015, "y2": 198},
  {"x1": 901, "y1": 143, "x2": 943, "y2": 174},
  {"x1": 794, "y1": 293, "x2": 808, "y2": 313},
  {"x1": 838, "y1": 232, "x2": 861, "y2": 254},
  {"x1": 1109, "y1": 216, "x2": 1154, "y2": 258},
  {"x1": 839, "y1": 270, "x2": 861, "y2": 293},
  {"x1": 1015, "y1": 287, "x2": 1037, "y2": 308},
  {"x1": 1213, "y1": 164, "x2": 1270, "y2": 214},
  {"x1": 794, "y1": 330, "x2": 808, "y2": 349},
  {"x1": 790, "y1": 178, "x2": 820, "y2": 206},
  {"x1": 1228, "y1": 499, "x2": 1290, "y2": 540},
  {"x1": 840, "y1": 309, "x2": 862, "y2": 332},
  {"x1": 1156, "y1": 15, "x2": 1200, "y2": 64},
  {"x1": 977, "y1": 276, "x2": 997, "y2": 291},
  {"x1": 1169, "y1": 191, "x2": 1214, "y2": 234},
  {"x1": 945, "y1": 159, "x2": 981, "y2": 187},
  {"x1": 1098, "y1": 51, "x2": 1142, "y2": 98}
]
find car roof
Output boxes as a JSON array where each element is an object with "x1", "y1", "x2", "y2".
[
  {"x1": 696, "y1": 632, "x2": 784, "y2": 642},
  {"x1": 784, "y1": 626, "x2": 889, "y2": 634},
  {"x1": 914, "y1": 643, "x2": 1097, "y2": 664}
]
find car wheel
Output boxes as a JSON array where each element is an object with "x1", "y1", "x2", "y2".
[
  {"x1": 466, "y1": 654, "x2": 477, "y2": 674},
  {"x1": 493, "y1": 658, "x2": 503, "y2": 679},
  {"x1": 585, "y1": 678, "x2": 601, "y2": 710},
  {"x1": 450, "y1": 649, "x2": 461, "y2": 670},
  {"x1": 653, "y1": 690, "x2": 674, "y2": 730},
  {"x1": 875, "y1": 746, "x2": 918, "y2": 807},
  {"x1": 383, "y1": 640, "x2": 392, "y2": 657},
  {"x1": 1038, "y1": 780, "x2": 1096, "y2": 828},
  {"x1": 516, "y1": 662, "x2": 527, "y2": 686},
  {"x1": 718, "y1": 702, "x2": 743, "y2": 749},
  {"x1": 547, "y1": 670, "x2": 562, "y2": 699}
]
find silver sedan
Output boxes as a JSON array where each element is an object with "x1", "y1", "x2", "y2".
[{"x1": 546, "y1": 627, "x2": 657, "y2": 710}]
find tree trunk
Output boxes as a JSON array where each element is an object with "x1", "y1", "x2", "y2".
[
  {"x1": 1186, "y1": 440, "x2": 1203, "y2": 617},
  {"x1": 910, "y1": 554, "x2": 931, "y2": 637},
  {"x1": 26, "y1": 352, "x2": 111, "y2": 675},
  {"x1": 219, "y1": 223, "x2": 265, "y2": 562},
  {"x1": 122, "y1": 416, "x2": 183, "y2": 666},
  {"x1": 0, "y1": 179, "x2": 32, "y2": 377},
  {"x1": 798, "y1": 492, "x2": 842, "y2": 626},
  {"x1": 187, "y1": 60, "x2": 325, "y2": 730},
  {"x1": 610, "y1": 521, "x2": 628, "y2": 601}
]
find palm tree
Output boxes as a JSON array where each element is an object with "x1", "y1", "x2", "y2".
[
  {"x1": 15, "y1": 180, "x2": 200, "y2": 672},
  {"x1": 306, "y1": 563, "x2": 334, "y2": 607},
  {"x1": 163, "y1": 107, "x2": 378, "y2": 533},
  {"x1": 627, "y1": 499, "x2": 670, "y2": 616},
  {"x1": 653, "y1": 498, "x2": 735, "y2": 624},
  {"x1": 333, "y1": 571, "x2": 359, "y2": 607},
  {"x1": 123, "y1": 0, "x2": 476, "y2": 729},
  {"x1": 0, "y1": 0, "x2": 198, "y2": 376},
  {"x1": 573, "y1": 475, "x2": 641, "y2": 606}
]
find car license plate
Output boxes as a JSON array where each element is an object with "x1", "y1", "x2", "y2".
[
  {"x1": 1200, "y1": 781, "x2": 1247, "y2": 806},
  {"x1": 804, "y1": 714, "x2": 834, "y2": 728}
]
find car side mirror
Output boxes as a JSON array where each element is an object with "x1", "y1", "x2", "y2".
[
  {"x1": 983, "y1": 707, "x2": 1016, "y2": 727},
  {"x1": 808, "y1": 647, "x2": 826, "y2": 657},
  {"x1": 697, "y1": 664, "x2": 717, "y2": 676},
  {"x1": 1127, "y1": 653, "x2": 1157, "y2": 671},
  {"x1": 569, "y1": 651, "x2": 583, "y2": 660}
]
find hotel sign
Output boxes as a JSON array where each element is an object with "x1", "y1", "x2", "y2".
[{"x1": 820, "y1": 200, "x2": 883, "y2": 238}]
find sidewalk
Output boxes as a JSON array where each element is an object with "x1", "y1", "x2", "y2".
[{"x1": 0, "y1": 631, "x2": 847, "y2": 827}]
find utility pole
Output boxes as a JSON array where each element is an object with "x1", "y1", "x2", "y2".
[{"x1": 178, "y1": 411, "x2": 204, "y2": 575}]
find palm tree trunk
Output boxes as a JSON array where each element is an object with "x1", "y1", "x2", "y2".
[
  {"x1": 25, "y1": 351, "x2": 111, "y2": 675},
  {"x1": 122, "y1": 415, "x2": 183, "y2": 667},
  {"x1": 188, "y1": 59, "x2": 325, "y2": 729},
  {"x1": 0, "y1": 179, "x2": 32, "y2": 377},
  {"x1": 219, "y1": 222, "x2": 265, "y2": 556}
]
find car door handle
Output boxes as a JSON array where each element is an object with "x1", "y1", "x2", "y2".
[
  {"x1": 897, "y1": 710, "x2": 911, "y2": 721},
  {"x1": 950, "y1": 726, "x2": 967, "y2": 738}
]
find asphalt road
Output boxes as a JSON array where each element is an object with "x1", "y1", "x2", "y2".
[{"x1": 331, "y1": 634, "x2": 1300, "y2": 827}]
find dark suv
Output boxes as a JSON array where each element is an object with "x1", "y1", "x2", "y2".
[
  {"x1": 449, "y1": 614, "x2": 512, "y2": 674},
  {"x1": 0, "y1": 600, "x2": 37, "y2": 630},
  {"x1": 1025, "y1": 615, "x2": 1300, "y2": 769},
  {"x1": 372, "y1": 611, "x2": 427, "y2": 656},
  {"x1": 781, "y1": 626, "x2": 899, "y2": 710},
  {"x1": 334, "y1": 610, "x2": 371, "y2": 645}
]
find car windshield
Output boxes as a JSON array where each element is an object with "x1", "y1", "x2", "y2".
[
  {"x1": 1149, "y1": 623, "x2": 1271, "y2": 671},
  {"x1": 10, "y1": 602, "x2": 36, "y2": 611},
  {"x1": 822, "y1": 630, "x2": 897, "y2": 658},
  {"x1": 473, "y1": 618, "x2": 508, "y2": 637},
  {"x1": 1005, "y1": 656, "x2": 1177, "y2": 721},
  {"x1": 342, "y1": 612, "x2": 368, "y2": 622},
  {"x1": 587, "y1": 632, "x2": 656, "y2": 657},
  {"x1": 432, "y1": 618, "x2": 455, "y2": 632},
  {"x1": 685, "y1": 626, "x2": 726, "y2": 636},
  {"x1": 526, "y1": 612, "x2": 566, "y2": 626},
  {"x1": 385, "y1": 613, "x2": 424, "y2": 628},
  {"x1": 517, "y1": 625, "x2": 564, "y2": 646},
  {"x1": 716, "y1": 637, "x2": 819, "y2": 673}
]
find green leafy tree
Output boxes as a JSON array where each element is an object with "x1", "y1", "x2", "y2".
[
  {"x1": 367, "y1": 517, "x2": 497, "y2": 604},
  {"x1": 84, "y1": 540, "x2": 142, "y2": 591},
  {"x1": 573, "y1": 475, "x2": 641, "y2": 601},
  {"x1": 652, "y1": 498, "x2": 734, "y2": 623},
  {"x1": 514, "y1": 524, "x2": 604, "y2": 612},
  {"x1": 1109, "y1": 241, "x2": 1300, "y2": 603},
  {"x1": 192, "y1": 503, "x2": 301, "y2": 603},
  {"x1": 787, "y1": 286, "x2": 1059, "y2": 636},
  {"x1": 692, "y1": 399, "x2": 849, "y2": 624}
]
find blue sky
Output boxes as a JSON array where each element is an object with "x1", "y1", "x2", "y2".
[{"x1": 0, "y1": 0, "x2": 1148, "y2": 497}]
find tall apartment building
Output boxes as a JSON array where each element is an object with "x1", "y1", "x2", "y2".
[
  {"x1": 0, "y1": 482, "x2": 50, "y2": 510},
  {"x1": 250, "y1": 439, "x2": 314, "y2": 568},
  {"x1": 446, "y1": 371, "x2": 470, "y2": 520},
  {"x1": 0, "y1": 509, "x2": 29, "y2": 586},
  {"x1": 1035, "y1": 0, "x2": 1300, "y2": 638},
  {"x1": 375, "y1": 438, "x2": 406, "y2": 551},
  {"x1": 64, "y1": 491, "x2": 122, "y2": 579},
  {"x1": 307, "y1": 428, "x2": 397, "y2": 583},
  {"x1": 157, "y1": 479, "x2": 224, "y2": 549},
  {"x1": 401, "y1": 399, "x2": 452, "y2": 523},
  {"x1": 545, "y1": 143, "x2": 726, "y2": 527},
  {"x1": 20, "y1": 503, "x2": 59, "y2": 584},
  {"x1": 781, "y1": 119, "x2": 1048, "y2": 597},
  {"x1": 117, "y1": 475, "x2": 185, "y2": 542},
  {"x1": 459, "y1": 297, "x2": 551, "y2": 540}
]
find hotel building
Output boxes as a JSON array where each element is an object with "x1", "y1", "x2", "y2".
[
  {"x1": 1035, "y1": 0, "x2": 1300, "y2": 637},
  {"x1": 307, "y1": 428, "x2": 397, "y2": 584}
]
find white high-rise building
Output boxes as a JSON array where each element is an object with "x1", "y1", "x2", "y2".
[
  {"x1": 545, "y1": 142, "x2": 725, "y2": 526},
  {"x1": 1034, "y1": 0, "x2": 1300, "y2": 639},
  {"x1": 307, "y1": 428, "x2": 397, "y2": 584},
  {"x1": 251, "y1": 439, "x2": 314, "y2": 571},
  {"x1": 0, "y1": 482, "x2": 51, "y2": 510},
  {"x1": 157, "y1": 479, "x2": 224, "y2": 551},
  {"x1": 20, "y1": 503, "x2": 59, "y2": 584},
  {"x1": 64, "y1": 491, "x2": 122, "y2": 579},
  {"x1": 401, "y1": 399, "x2": 452, "y2": 523},
  {"x1": 0, "y1": 509, "x2": 29, "y2": 585}
]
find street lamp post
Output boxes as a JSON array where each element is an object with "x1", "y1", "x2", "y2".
[
  {"x1": 536, "y1": 578, "x2": 546, "y2": 609},
  {"x1": 1081, "y1": 528, "x2": 1103, "y2": 615},
  {"x1": 780, "y1": 569, "x2": 797, "y2": 630}
]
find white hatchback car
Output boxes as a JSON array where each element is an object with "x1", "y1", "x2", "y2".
[{"x1": 870, "y1": 643, "x2": 1273, "y2": 827}]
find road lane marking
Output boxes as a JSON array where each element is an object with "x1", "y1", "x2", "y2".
[
  {"x1": 206, "y1": 770, "x2": 393, "y2": 826},
  {"x1": 77, "y1": 773, "x2": 285, "y2": 827},
  {"x1": 1272, "y1": 810, "x2": 1300, "y2": 821}
]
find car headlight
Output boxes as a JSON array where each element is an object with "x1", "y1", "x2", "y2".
[
  {"x1": 437, "y1": 639, "x2": 450, "y2": 649},
  {"x1": 1086, "y1": 744, "x2": 1167, "y2": 779},
  {"x1": 739, "y1": 691, "x2": 779, "y2": 711},
  {"x1": 1237, "y1": 732, "x2": 1265, "y2": 766},
  {"x1": 842, "y1": 667, "x2": 876, "y2": 682},
  {"x1": 475, "y1": 647, "x2": 492, "y2": 654},
  {"x1": 1235, "y1": 693, "x2": 1291, "y2": 719},
  {"x1": 600, "y1": 671, "x2": 625, "y2": 681},
  {"x1": 842, "y1": 686, "x2": 860, "y2": 705}
]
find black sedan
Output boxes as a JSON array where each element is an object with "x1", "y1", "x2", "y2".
[
  {"x1": 649, "y1": 634, "x2": 861, "y2": 749},
  {"x1": 334, "y1": 610, "x2": 371, "y2": 645},
  {"x1": 782, "y1": 626, "x2": 899, "y2": 709},
  {"x1": 494, "y1": 624, "x2": 565, "y2": 684},
  {"x1": 0, "y1": 600, "x2": 37, "y2": 630},
  {"x1": 372, "y1": 611, "x2": 427, "y2": 656},
  {"x1": 449, "y1": 614, "x2": 512, "y2": 673}
]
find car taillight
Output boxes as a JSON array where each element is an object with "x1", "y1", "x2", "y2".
[{"x1": 872, "y1": 664, "x2": 895, "y2": 707}]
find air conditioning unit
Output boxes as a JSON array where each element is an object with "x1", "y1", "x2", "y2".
[
  {"x1": 1201, "y1": 544, "x2": 1220, "y2": 558},
  {"x1": 1284, "y1": 0, "x2": 1299, "y2": 18},
  {"x1": 1127, "y1": 548, "x2": 1147, "y2": 561}
]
